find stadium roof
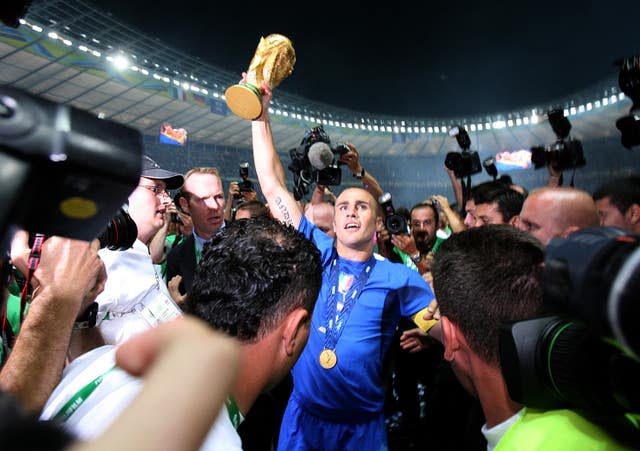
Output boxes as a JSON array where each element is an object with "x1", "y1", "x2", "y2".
[{"x1": 0, "y1": 0, "x2": 632, "y2": 157}]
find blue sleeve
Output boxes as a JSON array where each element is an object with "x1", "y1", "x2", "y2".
[
  {"x1": 298, "y1": 216, "x2": 335, "y2": 266},
  {"x1": 397, "y1": 266, "x2": 434, "y2": 317}
]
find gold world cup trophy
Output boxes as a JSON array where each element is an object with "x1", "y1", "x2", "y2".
[{"x1": 225, "y1": 34, "x2": 296, "y2": 120}]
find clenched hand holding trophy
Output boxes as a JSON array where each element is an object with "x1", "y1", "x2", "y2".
[{"x1": 225, "y1": 34, "x2": 296, "y2": 120}]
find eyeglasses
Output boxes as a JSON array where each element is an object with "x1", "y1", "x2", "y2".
[{"x1": 138, "y1": 184, "x2": 170, "y2": 197}]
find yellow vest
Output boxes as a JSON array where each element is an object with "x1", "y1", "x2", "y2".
[{"x1": 495, "y1": 408, "x2": 632, "y2": 450}]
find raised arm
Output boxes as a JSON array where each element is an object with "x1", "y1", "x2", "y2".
[
  {"x1": 431, "y1": 194, "x2": 465, "y2": 234},
  {"x1": 445, "y1": 166, "x2": 464, "y2": 208},
  {"x1": 339, "y1": 144, "x2": 384, "y2": 200},
  {"x1": 251, "y1": 83, "x2": 302, "y2": 228}
]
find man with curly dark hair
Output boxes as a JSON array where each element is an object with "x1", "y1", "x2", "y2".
[{"x1": 41, "y1": 217, "x2": 322, "y2": 451}]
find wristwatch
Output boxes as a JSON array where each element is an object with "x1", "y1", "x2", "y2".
[
  {"x1": 410, "y1": 252, "x2": 422, "y2": 264},
  {"x1": 73, "y1": 302, "x2": 99, "y2": 329},
  {"x1": 352, "y1": 168, "x2": 365, "y2": 180}
]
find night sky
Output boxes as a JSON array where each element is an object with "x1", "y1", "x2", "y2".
[{"x1": 91, "y1": 0, "x2": 638, "y2": 117}]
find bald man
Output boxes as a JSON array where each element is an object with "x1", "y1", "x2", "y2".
[
  {"x1": 304, "y1": 202, "x2": 336, "y2": 238},
  {"x1": 517, "y1": 187, "x2": 599, "y2": 246}
]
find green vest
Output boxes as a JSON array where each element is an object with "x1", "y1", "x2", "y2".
[
  {"x1": 496, "y1": 408, "x2": 631, "y2": 450},
  {"x1": 1, "y1": 292, "x2": 28, "y2": 364}
]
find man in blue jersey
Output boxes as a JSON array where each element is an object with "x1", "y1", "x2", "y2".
[{"x1": 250, "y1": 82, "x2": 435, "y2": 451}]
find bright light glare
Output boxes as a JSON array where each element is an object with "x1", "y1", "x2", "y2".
[{"x1": 112, "y1": 54, "x2": 129, "y2": 71}]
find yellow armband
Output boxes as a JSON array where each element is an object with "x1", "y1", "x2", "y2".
[{"x1": 412, "y1": 307, "x2": 438, "y2": 333}]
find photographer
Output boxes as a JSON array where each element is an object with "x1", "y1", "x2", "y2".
[
  {"x1": 148, "y1": 200, "x2": 192, "y2": 267},
  {"x1": 431, "y1": 225, "x2": 627, "y2": 450},
  {"x1": 0, "y1": 236, "x2": 106, "y2": 414},
  {"x1": 97, "y1": 156, "x2": 184, "y2": 345},
  {"x1": 390, "y1": 202, "x2": 439, "y2": 275},
  {"x1": 224, "y1": 180, "x2": 258, "y2": 222}
]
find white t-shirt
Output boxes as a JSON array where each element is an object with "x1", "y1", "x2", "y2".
[
  {"x1": 481, "y1": 408, "x2": 525, "y2": 451},
  {"x1": 96, "y1": 239, "x2": 181, "y2": 345},
  {"x1": 41, "y1": 345, "x2": 242, "y2": 450}
]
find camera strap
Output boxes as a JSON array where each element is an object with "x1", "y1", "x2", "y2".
[{"x1": 18, "y1": 233, "x2": 46, "y2": 326}]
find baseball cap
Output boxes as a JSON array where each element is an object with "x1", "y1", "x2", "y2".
[{"x1": 141, "y1": 155, "x2": 184, "y2": 190}]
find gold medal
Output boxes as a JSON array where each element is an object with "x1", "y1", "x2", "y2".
[{"x1": 319, "y1": 349, "x2": 337, "y2": 369}]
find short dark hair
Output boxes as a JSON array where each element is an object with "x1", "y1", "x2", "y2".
[
  {"x1": 432, "y1": 225, "x2": 544, "y2": 366},
  {"x1": 593, "y1": 176, "x2": 640, "y2": 214},
  {"x1": 234, "y1": 199, "x2": 269, "y2": 220},
  {"x1": 484, "y1": 188, "x2": 525, "y2": 223},
  {"x1": 185, "y1": 217, "x2": 322, "y2": 342},
  {"x1": 471, "y1": 180, "x2": 504, "y2": 204}
]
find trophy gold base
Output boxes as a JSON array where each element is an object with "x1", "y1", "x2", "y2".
[{"x1": 225, "y1": 83, "x2": 263, "y2": 120}]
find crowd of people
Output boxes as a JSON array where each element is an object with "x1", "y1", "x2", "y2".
[{"x1": 1, "y1": 79, "x2": 639, "y2": 451}]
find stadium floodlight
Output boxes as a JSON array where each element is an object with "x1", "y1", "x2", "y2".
[{"x1": 112, "y1": 54, "x2": 129, "y2": 71}]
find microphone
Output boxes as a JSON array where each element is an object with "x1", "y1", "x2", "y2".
[{"x1": 308, "y1": 142, "x2": 334, "y2": 170}]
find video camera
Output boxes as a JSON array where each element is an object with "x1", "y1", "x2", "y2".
[
  {"x1": 615, "y1": 56, "x2": 640, "y2": 149},
  {"x1": 530, "y1": 109, "x2": 586, "y2": 171},
  {"x1": 288, "y1": 126, "x2": 347, "y2": 200},
  {"x1": 235, "y1": 162, "x2": 255, "y2": 199},
  {"x1": 444, "y1": 126, "x2": 482, "y2": 179},
  {"x1": 500, "y1": 227, "x2": 639, "y2": 441},
  {"x1": 378, "y1": 192, "x2": 407, "y2": 235},
  {"x1": 0, "y1": 86, "x2": 142, "y2": 250}
]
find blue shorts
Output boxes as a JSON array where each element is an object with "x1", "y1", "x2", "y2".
[{"x1": 277, "y1": 393, "x2": 388, "y2": 451}]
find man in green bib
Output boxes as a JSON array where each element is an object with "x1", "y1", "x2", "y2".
[{"x1": 431, "y1": 225, "x2": 630, "y2": 450}]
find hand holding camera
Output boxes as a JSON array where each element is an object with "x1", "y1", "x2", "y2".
[
  {"x1": 390, "y1": 233, "x2": 419, "y2": 257},
  {"x1": 235, "y1": 162, "x2": 256, "y2": 199},
  {"x1": 338, "y1": 144, "x2": 363, "y2": 175},
  {"x1": 378, "y1": 192, "x2": 407, "y2": 235},
  {"x1": 32, "y1": 237, "x2": 107, "y2": 316}
]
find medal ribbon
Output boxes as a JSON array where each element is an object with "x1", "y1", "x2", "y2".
[{"x1": 323, "y1": 253, "x2": 376, "y2": 353}]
